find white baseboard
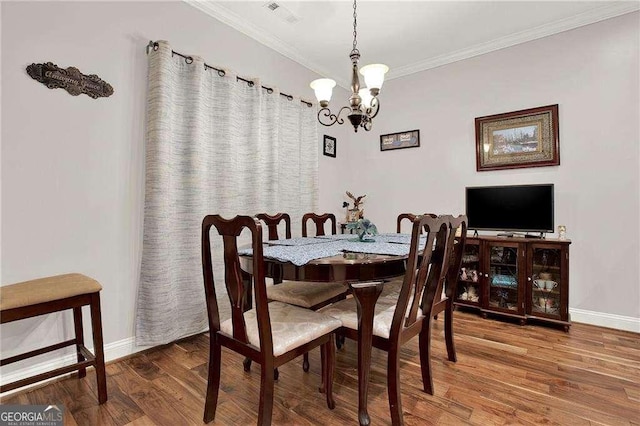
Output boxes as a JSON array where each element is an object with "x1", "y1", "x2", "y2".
[
  {"x1": 0, "y1": 337, "x2": 150, "y2": 397},
  {"x1": 570, "y1": 308, "x2": 640, "y2": 333}
]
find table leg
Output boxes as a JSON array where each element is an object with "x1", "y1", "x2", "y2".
[{"x1": 349, "y1": 282, "x2": 384, "y2": 426}]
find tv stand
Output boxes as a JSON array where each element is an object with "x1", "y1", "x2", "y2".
[{"x1": 454, "y1": 235, "x2": 571, "y2": 331}]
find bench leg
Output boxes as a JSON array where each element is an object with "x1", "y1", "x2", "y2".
[
  {"x1": 90, "y1": 293, "x2": 107, "y2": 404},
  {"x1": 73, "y1": 307, "x2": 87, "y2": 378}
]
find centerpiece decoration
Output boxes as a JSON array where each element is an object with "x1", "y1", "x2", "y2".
[
  {"x1": 345, "y1": 191, "x2": 366, "y2": 222},
  {"x1": 346, "y1": 218, "x2": 378, "y2": 242}
]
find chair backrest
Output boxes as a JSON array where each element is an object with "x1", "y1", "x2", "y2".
[
  {"x1": 444, "y1": 215, "x2": 468, "y2": 300},
  {"x1": 396, "y1": 213, "x2": 417, "y2": 233},
  {"x1": 256, "y1": 213, "x2": 291, "y2": 241},
  {"x1": 396, "y1": 213, "x2": 437, "y2": 233},
  {"x1": 302, "y1": 213, "x2": 337, "y2": 237},
  {"x1": 201, "y1": 215, "x2": 274, "y2": 354},
  {"x1": 389, "y1": 215, "x2": 452, "y2": 340}
]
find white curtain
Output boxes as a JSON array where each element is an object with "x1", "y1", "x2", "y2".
[{"x1": 136, "y1": 41, "x2": 318, "y2": 346}]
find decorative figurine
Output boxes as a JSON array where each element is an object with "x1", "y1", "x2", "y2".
[
  {"x1": 346, "y1": 218, "x2": 378, "y2": 242},
  {"x1": 345, "y1": 191, "x2": 366, "y2": 222},
  {"x1": 558, "y1": 225, "x2": 567, "y2": 240}
]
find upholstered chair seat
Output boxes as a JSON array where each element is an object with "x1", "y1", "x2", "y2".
[
  {"x1": 379, "y1": 278, "x2": 403, "y2": 299},
  {"x1": 319, "y1": 289, "x2": 423, "y2": 340},
  {"x1": 266, "y1": 281, "x2": 347, "y2": 310},
  {"x1": 221, "y1": 301, "x2": 342, "y2": 357}
]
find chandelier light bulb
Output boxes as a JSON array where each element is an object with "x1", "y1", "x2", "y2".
[
  {"x1": 310, "y1": 78, "x2": 336, "y2": 107},
  {"x1": 358, "y1": 87, "x2": 374, "y2": 109},
  {"x1": 359, "y1": 64, "x2": 389, "y2": 93}
]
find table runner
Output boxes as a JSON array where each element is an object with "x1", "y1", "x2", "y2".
[
  {"x1": 239, "y1": 241, "x2": 345, "y2": 266},
  {"x1": 266, "y1": 237, "x2": 332, "y2": 246},
  {"x1": 314, "y1": 234, "x2": 357, "y2": 240},
  {"x1": 240, "y1": 237, "x2": 425, "y2": 266}
]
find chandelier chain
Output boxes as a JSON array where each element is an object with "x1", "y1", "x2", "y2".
[{"x1": 352, "y1": 0, "x2": 358, "y2": 54}]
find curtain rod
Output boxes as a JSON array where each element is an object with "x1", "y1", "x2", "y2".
[{"x1": 146, "y1": 41, "x2": 313, "y2": 108}]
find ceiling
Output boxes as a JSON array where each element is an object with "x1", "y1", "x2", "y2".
[{"x1": 186, "y1": 1, "x2": 639, "y2": 88}]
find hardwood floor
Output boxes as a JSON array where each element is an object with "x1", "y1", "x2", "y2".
[{"x1": 2, "y1": 311, "x2": 639, "y2": 425}]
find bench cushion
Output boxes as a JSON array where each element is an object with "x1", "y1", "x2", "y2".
[{"x1": 0, "y1": 273, "x2": 102, "y2": 311}]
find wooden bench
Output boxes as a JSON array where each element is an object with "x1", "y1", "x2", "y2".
[{"x1": 0, "y1": 273, "x2": 107, "y2": 403}]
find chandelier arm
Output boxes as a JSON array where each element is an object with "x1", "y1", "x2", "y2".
[
  {"x1": 317, "y1": 106, "x2": 352, "y2": 127},
  {"x1": 368, "y1": 98, "x2": 381, "y2": 120}
]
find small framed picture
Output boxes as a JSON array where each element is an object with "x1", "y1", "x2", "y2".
[
  {"x1": 380, "y1": 129, "x2": 420, "y2": 151},
  {"x1": 323, "y1": 135, "x2": 336, "y2": 158}
]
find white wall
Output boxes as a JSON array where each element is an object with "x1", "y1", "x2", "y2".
[
  {"x1": 0, "y1": 0, "x2": 331, "y2": 373},
  {"x1": 318, "y1": 88, "x2": 354, "y2": 224},
  {"x1": 333, "y1": 13, "x2": 640, "y2": 324}
]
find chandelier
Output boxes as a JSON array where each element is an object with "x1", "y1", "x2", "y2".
[{"x1": 309, "y1": 0, "x2": 389, "y2": 132}]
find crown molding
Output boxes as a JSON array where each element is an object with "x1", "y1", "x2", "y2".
[
  {"x1": 183, "y1": 0, "x2": 351, "y2": 88},
  {"x1": 385, "y1": 2, "x2": 640, "y2": 80},
  {"x1": 184, "y1": 1, "x2": 639, "y2": 85}
]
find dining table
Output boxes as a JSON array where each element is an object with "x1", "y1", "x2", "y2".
[{"x1": 239, "y1": 233, "x2": 419, "y2": 426}]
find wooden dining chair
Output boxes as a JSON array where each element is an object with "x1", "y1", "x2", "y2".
[
  {"x1": 201, "y1": 214, "x2": 341, "y2": 425},
  {"x1": 240, "y1": 213, "x2": 292, "y2": 375},
  {"x1": 384, "y1": 213, "x2": 438, "y2": 298},
  {"x1": 392, "y1": 213, "x2": 468, "y2": 343},
  {"x1": 396, "y1": 213, "x2": 418, "y2": 233},
  {"x1": 302, "y1": 212, "x2": 337, "y2": 237},
  {"x1": 264, "y1": 212, "x2": 348, "y2": 372},
  {"x1": 430, "y1": 215, "x2": 468, "y2": 364},
  {"x1": 257, "y1": 212, "x2": 291, "y2": 241},
  {"x1": 319, "y1": 215, "x2": 460, "y2": 425},
  {"x1": 397, "y1": 212, "x2": 438, "y2": 234}
]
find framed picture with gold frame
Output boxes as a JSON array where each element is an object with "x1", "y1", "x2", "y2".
[{"x1": 475, "y1": 104, "x2": 559, "y2": 171}]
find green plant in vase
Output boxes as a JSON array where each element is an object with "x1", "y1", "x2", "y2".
[{"x1": 346, "y1": 218, "x2": 378, "y2": 242}]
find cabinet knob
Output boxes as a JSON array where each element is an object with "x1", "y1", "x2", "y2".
[
  {"x1": 527, "y1": 277, "x2": 532, "y2": 281},
  {"x1": 484, "y1": 273, "x2": 489, "y2": 278}
]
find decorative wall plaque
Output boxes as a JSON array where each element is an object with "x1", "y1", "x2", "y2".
[{"x1": 26, "y1": 62, "x2": 114, "y2": 99}]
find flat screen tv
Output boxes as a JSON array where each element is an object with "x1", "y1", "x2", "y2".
[{"x1": 466, "y1": 184, "x2": 554, "y2": 234}]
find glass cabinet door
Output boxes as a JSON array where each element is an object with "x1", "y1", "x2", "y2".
[
  {"x1": 529, "y1": 246, "x2": 563, "y2": 319},
  {"x1": 486, "y1": 242, "x2": 523, "y2": 314},
  {"x1": 455, "y1": 240, "x2": 481, "y2": 306}
]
